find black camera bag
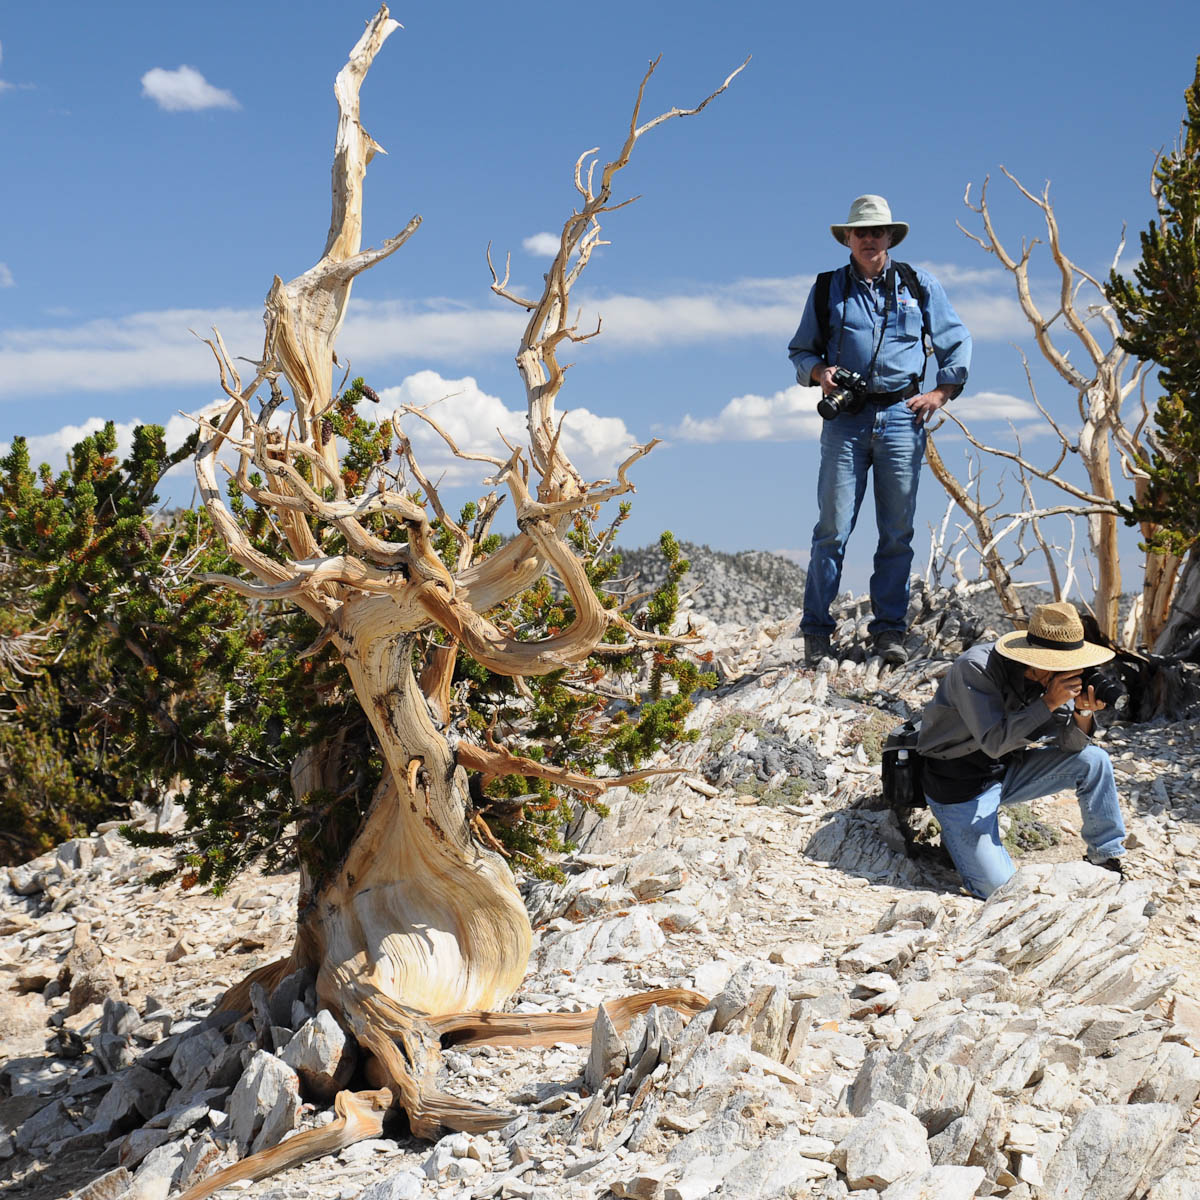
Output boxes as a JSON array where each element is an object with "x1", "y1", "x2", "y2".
[{"x1": 881, "y1": 717, "x2": 926, "y2": 810}]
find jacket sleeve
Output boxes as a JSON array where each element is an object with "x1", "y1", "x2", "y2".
[
  {"x1": 787, "y1": 283, "x2": 824, "y2": 386},
  {"x1": 1048, "y1": 709, "x2": 1092, "y2": 753},
  {"x1": 919, "y1": 270, "x2": 971, "y2": 398},
  {"x1": 942, "y1": 656, "x2": 1059, "y2": 758}
]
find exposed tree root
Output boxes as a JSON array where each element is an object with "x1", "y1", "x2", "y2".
[
  {"x1": 180, "y1": 984, "x2": 711, "y2": 1198},
  {"x1": 176, "y1": 1088, "x2": 391, "y2": 1200},
  {"x1": 431, "y1": 987, "x2": 710, "y2": 1047}
]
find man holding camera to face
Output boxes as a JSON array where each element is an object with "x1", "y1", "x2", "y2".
[
  {"x1": 788, "y1": 195, "x2": 971, "y2": 667},
  {"x1": 917, "y1": 601, "x2": 1128, "y2": 899}
]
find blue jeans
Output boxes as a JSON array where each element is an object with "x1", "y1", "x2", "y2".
[
  {"x1": 927, "y1": 744, "x2": 1126, "y2": 899},
  {"x1": 802, "y1": 402, "x2": 926, "y2": 638}
]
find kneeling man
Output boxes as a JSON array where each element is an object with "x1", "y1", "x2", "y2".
[{"x1": 917, "y1": 601, "x2": 1127, "y2": 898}]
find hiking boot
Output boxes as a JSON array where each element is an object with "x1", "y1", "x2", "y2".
[
  {"x1": 804, "y1": 634, "x2": 833, "y2": 666},
  {"x1": 873, "y1": 630, "x2": 909, "y2": 666},
  {"x1": 1086, "y1": 854, "x2": 1125, "y2": 879}
]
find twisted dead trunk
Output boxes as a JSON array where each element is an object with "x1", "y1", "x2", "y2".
[{"x1": 183, "y1": 9, "x2": 740, "y2": 1193}]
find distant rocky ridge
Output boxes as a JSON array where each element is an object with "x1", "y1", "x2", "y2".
[
  {"x1": 614, "y1": 542, "x2": 807, "y2": 626},
  {"x1": 613, "y1": 542, "x2": 1054, "y2": 635}
]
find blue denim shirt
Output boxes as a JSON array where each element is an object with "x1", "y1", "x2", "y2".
[{"x1": 787, "y1": 257, "x2": 972, "y2": 395}]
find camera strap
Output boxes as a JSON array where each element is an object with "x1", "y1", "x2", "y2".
[
  {"x1": 821, "y1": 261, "x2": 928, "y2": 391},
  {"x1": 836, "y1": 266, "x2": 891, "y2": 388},
  {"x1": 870, "y1": 266, "x2": 895, "y2": 377}
]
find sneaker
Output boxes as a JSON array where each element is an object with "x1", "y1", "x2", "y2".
[
  {"x1": 873, "y1": 630, "x2": 909, "y2": 666},
  {"x1": 804, "y1": 634, "x2": 832, "y2": 666},
  {"x1": 1086, "y1": 854, "x2": 1125, "y2": 879}
]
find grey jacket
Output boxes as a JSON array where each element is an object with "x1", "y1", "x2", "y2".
[{"x1": 917, "y1": 642, "x2": 1089, "y2": 762}]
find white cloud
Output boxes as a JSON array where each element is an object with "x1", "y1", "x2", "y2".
[
  {"x1": 726, "y1": 275, "x2": 815, "y2": 305},
  {"x1": 0, "y1": 408, "x2": 204, "y2": 474},
  {"x1": 0, "y1": 263, "x2": 13, "y2": 288},
  {"x1": 346, "y1": 286, "x2": 803, "y2": 356},
  {"x1": 573, "y1": 290, "x2": 800, "y2": 347},
  {"x1": 140, "y1": 66, "x2": 240, "y2": 112},
  {"x1": 0, "y1": 287, "x2": 793, "y2": 402},
  {"x1": 522, "y1": 232, "x2": 561, "y2": 257},
  {"x1": 0, "y1": 307, "x2": 263, "y2": 398},
  {"x1": 951, "y1": 293, "x2": 1029, "y2": 340},
  {"x1": 339, "y1": 300, "x2": 524, "y2": 362},
  {"x1": 672, "y1": 386, "x2": 1043, "y2": 448},
  {"x1": 377, "y1": 370, "x2": 640, "y2": 486},
  {"x1": 671, "y1": 384, "x2": 823, "y2": 444},
  {"x1": 0, "y1": 38, "x2": 20, "y2": 93},
  {"x1": 0, "y1": 381, "x2": 641, "y2": 512},
  {"x1": 952, "y1": 390, "x2": 1040, "y2": 422},
  {"x1": 913, "y1": 261, "x2": 1007, "y2": 289},
  {"x1": 0, "y1": 261, "x2": 1035, "y2": 402}
]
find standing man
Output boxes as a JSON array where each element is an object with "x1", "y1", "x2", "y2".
[
  {"x1": 917, "y1": 601, "x2": 1127, "y2": 898},
  {"x1": 788, "y1": 195, "x2": 971, "y2": 666}
]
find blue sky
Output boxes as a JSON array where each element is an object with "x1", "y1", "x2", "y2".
[{"x1": 2, "y1": 1, "x2": 1198, "y2": 596}]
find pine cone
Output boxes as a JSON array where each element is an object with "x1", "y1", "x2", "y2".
[
  {"x1": 321, "y1": 417, "x2": 334, "y2": 445},
  {"x1": 361, "y1": 384, "x2": 380, "y2": 403}
]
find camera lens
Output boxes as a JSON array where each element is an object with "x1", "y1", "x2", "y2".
[
  {"x1": 1081, "y1": 666, "x2": 1127, "y2": 709},
  {"x1": 817, "y1": 388, "x2": 852, "y2": 420}
]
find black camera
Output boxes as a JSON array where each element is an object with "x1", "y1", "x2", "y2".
[
  {"x1": 1080, "y1": 664, "x2": 1128, "y2": 710},
  {"x1": 817, "y1": 367, "x2": 868, "y2": 420}
]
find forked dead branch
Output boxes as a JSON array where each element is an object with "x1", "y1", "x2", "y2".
[
  {"x1": 178, "y1": 7, "x2": 742, "y2": 1196},
  {"x1": 924, "y1": 168, "x2": 1179, "y2": 649}
]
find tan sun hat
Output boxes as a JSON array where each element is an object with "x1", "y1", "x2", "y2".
[
  {"x1": 995, "y1": 602, "x2": 1114, "y2": 671},
  {"x1": 831, "y1": 194, "x2": 909, "y2": 247}
]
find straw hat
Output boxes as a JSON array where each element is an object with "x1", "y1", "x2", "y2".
[
  {"x1": 995, "y1": 602, "x2": 1114, "y2": 671},
  {"x1": 831, "y1": 195, "x2": 909, "y2": 247}
]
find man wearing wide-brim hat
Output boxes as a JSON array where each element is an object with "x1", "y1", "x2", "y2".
[
  {"x1": 788, "y1": 195, "x2": 972, "y2": 668},
  {"x1": 917, "y1": 602, "x2": 1128, "y2": 898}
]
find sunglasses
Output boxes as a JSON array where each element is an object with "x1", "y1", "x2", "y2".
[{"x1": 849, "y1": 226, "x2": 890, "y2": 239}]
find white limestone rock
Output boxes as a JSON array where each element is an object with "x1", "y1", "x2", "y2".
[
  {"x1": 840, "y1": 1101, "x2": 932, "y2": 1191},
  {"x1": 877, "y1": 1164, "x2": 985, "y2": 1199},
  {"x1": 225, "y1": 1049, "x2": 301, "y2": 1156},
  {"x1": 1040, "y1": 1102, "x2": 1184, "y2": 1199},
  {"x1": 279, "y1": 1008, "x2": 356, "y2": 1103}
]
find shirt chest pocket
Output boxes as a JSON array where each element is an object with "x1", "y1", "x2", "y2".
[{"x1": 896, "y1": 300, "x2": 923, "y2": 340}]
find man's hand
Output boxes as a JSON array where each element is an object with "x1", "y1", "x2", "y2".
[
  {"x1": 1073, "y1": 683, "x2": 1107, "y2": 732},
  {"x1": 907, "y1": 385, "x2": 954, "y2": 424},
  {"x1": 812, "y1": 365, "x2": 838, "y2": 396},
  {"x1": 1042, "y1": 669, "x2": 1083, "y2": 712}
]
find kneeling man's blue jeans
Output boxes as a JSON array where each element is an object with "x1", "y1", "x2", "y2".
[
  {"x1": 927, "y1": 744, "x2": 1126, "y2": 899},
  {"x1": 802, "y1": 403, "x2": 926, "y2": 639}
]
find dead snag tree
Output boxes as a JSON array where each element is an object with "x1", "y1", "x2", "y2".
[
  {"x1": 927, "y1": 169, "x2": 1166, "y2": 647},
  {"x1": 182, "y1": 4, "x2": 740, "y2": 1182}
]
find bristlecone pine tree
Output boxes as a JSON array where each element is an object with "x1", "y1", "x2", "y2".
[
  {"x1": 0, "y1": 425, "x2": 205, "y2": 863},
  {"x1": 0, "y1": 420, "x2": 400, "y2": 879},
  {"x1": 1107, "y1": 55, "x2": 1200, "y2": 655},
  {"x1": 160, "y1": 7, "x2": 743, "y2": 1191}
]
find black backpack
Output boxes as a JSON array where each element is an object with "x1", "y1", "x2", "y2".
[{"x1": 813, "y1": 261, "x2": 931, "y2": 386}]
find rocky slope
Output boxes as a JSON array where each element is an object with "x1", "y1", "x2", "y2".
[
  {"x1": 612, "y1": 543, "x2": 807, "y2": 627},
  {"x1": 2, "y1": 571, "x2": 1200, "y2": 1200}
]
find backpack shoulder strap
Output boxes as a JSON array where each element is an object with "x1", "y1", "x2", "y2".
[
  {"x1": 814, "y1": 264, "x2": 851, "y2": 355},
  {"x1": 892, "y1": 261, "x2": 928, "y2": 322},
  {"x1": 893, "y1": 260, "x2": 931, "y2": 386},
  {"x1": 814, "y1": 269, "x2": 835, "y2": 352}
]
